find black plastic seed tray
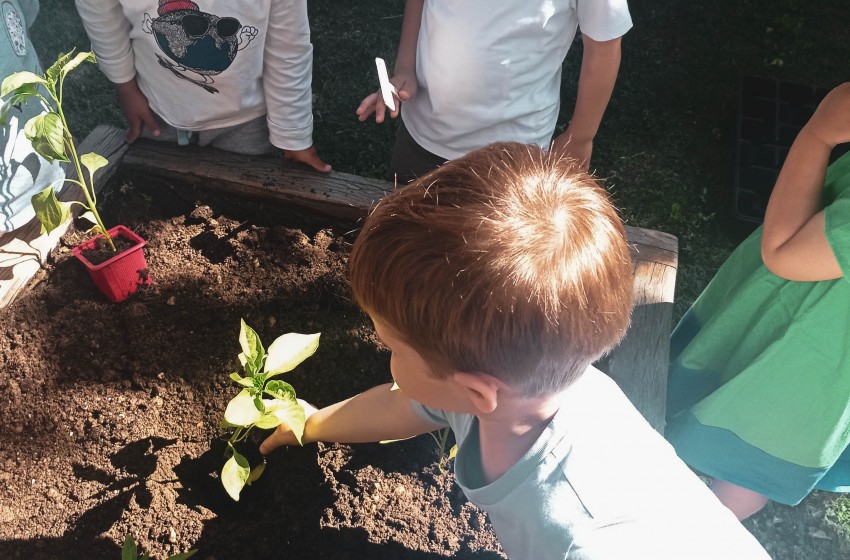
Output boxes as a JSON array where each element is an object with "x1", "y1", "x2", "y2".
[{"x1": 734, "y1": 77, "x2": 848, "y2": 223}]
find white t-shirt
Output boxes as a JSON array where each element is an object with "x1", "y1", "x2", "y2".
[
  {"x1": 411, "y1": 367, "x2": 771, "y2": 560},
  {"x1": 401, "y1": 0, "x2": 632, "y2": 160},
  {"x1": 74, "y1": 0, "x2": 314, "y2": 150},
  {"x1": 1, "y1": 0, "x2": 65, "y2": 232}
]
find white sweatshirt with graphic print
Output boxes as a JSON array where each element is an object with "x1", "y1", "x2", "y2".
[{"x1": 74, "y1": 0, "x2": 314, "y2": 150}]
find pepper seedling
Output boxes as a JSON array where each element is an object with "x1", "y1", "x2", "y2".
[
  {"x1": 220, "y1": 319, "x2": 319, "y2": 501},
  {"x1": 1, "y1": 51, "x2": 116, "y2": 250},
  {"x1": 121, "y1": 534, "x2": 196, "y2": 560}
]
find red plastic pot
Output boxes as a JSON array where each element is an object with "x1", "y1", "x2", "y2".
[{"x1": 71, "y1": 225, "x2": 151, "y2": 302}]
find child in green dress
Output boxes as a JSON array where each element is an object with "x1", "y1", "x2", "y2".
[{"x1": 666, "y1": 82, "x2": 850, "y2": 520}]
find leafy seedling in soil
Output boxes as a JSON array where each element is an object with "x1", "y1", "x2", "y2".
[
  {"x1": 220, "y1": 319, "x2": 320, "y2": 501},
  {"x1": 1, "y1": 50, "x2": 116, "y2": 250},
  {"x1": 381, "y1": 383, "x2": 457, "y2": 473},
  {"x1": 429, "y1": 427, "x2": 458, "y2": 474},
  {"x1": 121, "y1": 534, "x2": 196, "y2": 560}
]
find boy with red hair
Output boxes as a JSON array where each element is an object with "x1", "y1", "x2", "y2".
[{"x1": 262, "y1": 143, "x2": 770, "y2": 559}]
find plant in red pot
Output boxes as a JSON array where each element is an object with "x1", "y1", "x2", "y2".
[{"x1": 1, "y1": 51, "x2": 150, "y2": 302}]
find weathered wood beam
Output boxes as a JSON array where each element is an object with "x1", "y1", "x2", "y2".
[
  {"x1": 124, "y1": 139, "x2": 679, "y2": 432},
  {"x1": 122, "y1": 141, "x2": 393, "y2": 221}
]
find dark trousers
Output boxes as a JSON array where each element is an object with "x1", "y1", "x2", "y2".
[{"x1": 387, "y1": 119, "x2": 448, "y2": 185}]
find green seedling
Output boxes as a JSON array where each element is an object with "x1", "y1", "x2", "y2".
[
  {"x1": 429, "y1": 427, "x2": 458, "y2": 474},
  {"x1": 381, "y1": 383, "x2": 457, "y2": 473},
  {"x1": 1, "y1": 51, "x2": 116, "y2": 250},
  {"x1": 220, "y1": 319, "x2": 319, "y2": 501},
  {"x1": 121, "y1": 534, "x2": 196, "y2": 560}
]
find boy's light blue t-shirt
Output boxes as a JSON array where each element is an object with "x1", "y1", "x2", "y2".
[
  {"x1": 0, "y1": 0, "x2": 65, "y2": 232},
  {"x1": 410, "y1": 366, "x2": 770, "y2": 560}
]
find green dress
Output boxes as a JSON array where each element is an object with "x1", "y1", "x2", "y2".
[{"x1": 666, "y1": 150, "x2": 850, "y2": 505}]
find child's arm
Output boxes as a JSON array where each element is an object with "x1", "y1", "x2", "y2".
[
  {"x1": 74, "y1": 0, "x2": 160, "y2": 143},
  {"x1": 551, "y1": 35, "x2": 622, "y2": 170},
  {"x1": 259, "y1": 383, "x2": 443, "y2": 453},
  {"x1": 761, "y1": 83, "x2": 850, "y2": 281},
  {"x1": 355, "y1": 0, "x2": 424, "y2": 123},
  {"x1": 265, "y1": 0, "x2": 330, "y2": 172}
]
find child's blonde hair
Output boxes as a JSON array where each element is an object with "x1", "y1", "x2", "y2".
[{"x1": 350, "y1": 142, "x2": 633, "y2": 396}]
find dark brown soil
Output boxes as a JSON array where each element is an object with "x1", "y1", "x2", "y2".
[
  {"x1": 79, "y1": 232, "x2": 140, "y2": 266},
  {"x1": 0, "y1": 172, "x2": 503, "y2": 560}
]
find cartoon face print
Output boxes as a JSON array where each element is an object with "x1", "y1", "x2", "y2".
[
  {"x1": 143, "y1": 0, "x2": 258, "y2": 93},
  {"x1": 2, "y1": 1, "x2": 27, "y2": 57}
]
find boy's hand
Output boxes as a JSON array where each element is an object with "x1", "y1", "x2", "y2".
[
  {"x1": 114, "y1": 78, "x2": 160, "y2": 144},
  {"x1": 283, "y1": 146, "x2": 332, "y2": 173},
  {"x1": 260, "y1": 399, "x2": 318, "y2": 454},
  {"x1": 804, "y1": 82, "x2": 850, "y2": 149},
  {"x1": 551, "y1": 130, "x2": 592, "y2": 171},
  {"x1": 355, "y1": 73, "x2": 417, "y2": 123}
]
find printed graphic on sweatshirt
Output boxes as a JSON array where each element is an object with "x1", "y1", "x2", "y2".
[
  {"x1": 2, "y1": 1, "x2": 26, "y2": 57},
  {"x1": 143, "y1": 0, "x2": 258, "y2": 94}
]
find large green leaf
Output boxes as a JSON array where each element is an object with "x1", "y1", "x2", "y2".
[
  {"x1": 253, "y1": 398, "x2": 306, "y2": 442},
  {"x1": 60, "y1": 51, "x2": 95, "y2": 80},
  {"x1": 264, "y1": 332, "x2": 320, "y2": 377},
  {"x1": 1, "y1": 71, "x2": 46, "y2": 97},
  {"x1": 24, "y1": 112, "x2": 68, "y2": 163},
  {"x1": 81, "y1": 152, "x2": 107, "y2": 187},
  {"x1": 238, "y1": 319, "x2": 265, "y2": 375},
  {"x1": 121, "y1": 535, "x2": 137, "y2": 560},
  {"x1": 246, "y1": 462, "x2": 266, "y2": 486},
  {"x1": 0, "y1": 83, "x2": 41, "y2": 125},
  {"x1": 221, "y1": 444, "x2": 250, "y2": 501},
  {"x1": 222, "y1": 389, "x2": 263, "y2": 427},
  {"x1": 31, "y1": 185, "x2": 70, "y2": 235}
]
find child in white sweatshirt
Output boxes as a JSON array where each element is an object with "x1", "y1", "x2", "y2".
[{"x1": 75, "y1": 0, "x2": 330, "y2": 171}]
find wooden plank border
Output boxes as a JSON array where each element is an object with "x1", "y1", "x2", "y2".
[{"x1": 124, "y1": 140, "x2": 679, "y2": 431}]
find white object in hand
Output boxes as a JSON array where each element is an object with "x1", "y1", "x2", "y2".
[{"x1": 375, "y1": 57, "x2": 396, "y2": 112}]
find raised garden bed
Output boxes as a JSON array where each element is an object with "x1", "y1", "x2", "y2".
[{"x1": 0, "y1": 128, "x2": 677, "y2": 559}]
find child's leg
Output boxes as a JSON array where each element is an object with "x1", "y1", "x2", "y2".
[
  {"x1": 710, "y1": 479, "x2": 769, "y2": 521},
  {"x1": 200, "y1": 116, "x2": 276, "y2": 156},
  {"x1": 387, "y1": 120, "x2": 447, "y2": 184}
]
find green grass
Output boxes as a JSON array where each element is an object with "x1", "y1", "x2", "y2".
[
  {"x1": 30, "y1": 0, "x2": 848, "y2": 317},
  {"x1": 21, "y1": 2, "x2": 850, "y2": 555}
]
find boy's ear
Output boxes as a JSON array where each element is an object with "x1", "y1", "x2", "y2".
[{"x1": 452, "y1": 371, "x2": 505, "y2": 414}]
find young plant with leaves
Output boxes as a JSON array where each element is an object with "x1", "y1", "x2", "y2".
[
  {"x1": 220, "y1": 319, "x2": 319, "y2": 501},
  {"x1": 121, "y1": 534, "x2": 196, "y2": 560},
  {"x1": 0, "y1": 51, "x2": 115, "y2": 250},
  {"x1": 381, "y1": 383, "x2": 457, "y2": 473}
]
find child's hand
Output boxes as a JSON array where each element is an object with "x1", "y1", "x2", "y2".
[
  {"x1": 552, "y1": 132, "x2": 592, "y2": 171},
  {"x1": 551, "y1": 130, "x2": 592, "y2": 171},
  {"x1": 804, "y1": 82, "x2": 850, "y2": 149},
  {"x1": 259, "y1": 399, "x2": 318, "y2": 454},
  {"x1": 283, "y1": 146, "x2": 332, "y2": 173},
  {"x1": 355, "y1": 73, "x2": 417, "y2": 123},
  {"x1": 114, "y1": 78, "x2": 160, "y2": 144}
]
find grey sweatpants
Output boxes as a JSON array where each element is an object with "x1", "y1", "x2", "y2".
[{"x1": 142, "y1": 114, "x2": 276, "y2": 156}]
